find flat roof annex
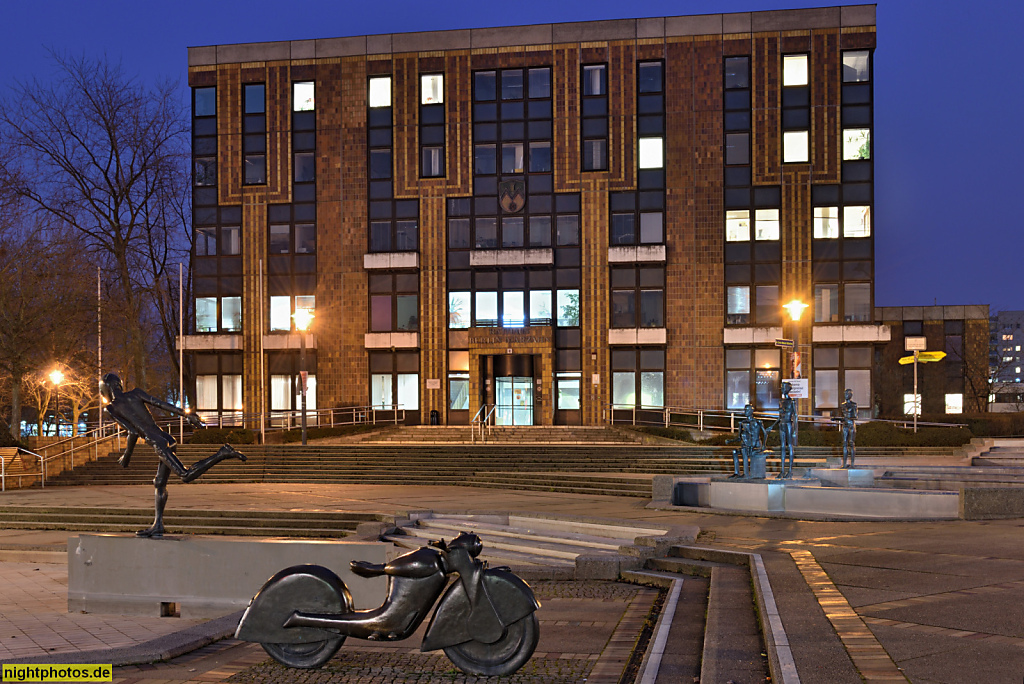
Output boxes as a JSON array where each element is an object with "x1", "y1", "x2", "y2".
[{"x1": 188, "y1": 4, "x2": 875, "y2": 67}]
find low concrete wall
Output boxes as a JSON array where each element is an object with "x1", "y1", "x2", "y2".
[
  {"x1": 68, "y1": 534, "x2": 386, "y2": 618},
  {"x1": 785, "y1": 486, "x2": 959, "y2": 519},
  {"x1": 960, "y1": 487, "x2": 1024, "y2": 520}
]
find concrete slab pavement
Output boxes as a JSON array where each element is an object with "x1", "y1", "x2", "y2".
[{"x1": 0, "y1": 483, "x2": 1023, "y2": 683}]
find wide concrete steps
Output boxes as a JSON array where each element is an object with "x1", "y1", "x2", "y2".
[
  {"x1": 0, "y1": 506, "x2": 386, "y2": 538},
  {"x1": 356, "y1": 425, "x2": 647, "y2": 444},
  {"x1": 385, "y1": 514, "x2": 667, "y2": 573}
]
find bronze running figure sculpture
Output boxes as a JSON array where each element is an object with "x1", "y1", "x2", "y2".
[{"x1": 101, "y1": 373, "x2": 245, "y2": 538}]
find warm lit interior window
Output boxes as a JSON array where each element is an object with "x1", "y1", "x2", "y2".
[
  {"x1": 293, "y1": 82, "x2": 314, "y2": 111},
  {"x1": 814, "y1": 207, "x2": 839, "y2": 238},
  {"x1": 904, "y1": 393, "x2": 922, "y2": 416},
  {"x1": 945, "y1": 393, "x2": 963, "y2": 414},
  {"x1": 843, "y1": 128, "x2": 870, "y2": 160},
  {"x1": 783, "y1": 54, "x2": 808, "y2": 86},
  {"x1": 843, "y1": 206, "x2": 871, "y2": 238},
  {"x1": 726, "y1": 210, "x2": 750, "y2": 242},
  {"x1": 638, "y1": 137, "x2": 664, "y2": 168},
  {"x1": 842, "y1": 51, "x2": 870, "y2": 82},
  {"x1": 369, "y1": 77, "x2": 392, "y2": 108},
  {"x1": 783, "y1": 131, "x2": 809, "y2": 163},
  {"x1": 421, "y1": 74, "x2": 444, "y2": 104},
  {"x1": 754, "y1": 209, "x2": 779, "y2": 240}
]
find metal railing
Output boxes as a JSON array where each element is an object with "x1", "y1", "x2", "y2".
[
  {"x1": 603, "y1": 403, "x2": 969, "y2": 434},
  {"x1": 1, "y1": 448, "x2": 44, "y2": 492},
  {"x1": 197, "y1": 405, "x2": 407, "y2": 430},
  {"x1": 471, "y1": 404, "x2": 497, "y2": 443}
]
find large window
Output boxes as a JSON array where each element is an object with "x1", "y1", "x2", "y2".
[
  {"x1": 611, "y1": 266, "x2": 664, "y2": 328},
  {"x1": 782, "y1": 54, "x2": 809, "y2": 164},
  {"x1": 581, "y1": 64, "x2": 608, "y2": 171},
  {"x1": 420, "y1": 74, "x2": 445, "y2": 177},
  {"x1": 611, "y1": 348, "x2": 664, "y2": 408},
  {"x1": 194, "y1": 354, "x2": 244, "y2": 423},
  {"x1": 370, "y1": 351, "x2": 419, "y2": 411},
  {"x1": 726, "y1": 348, "x2": 781, "y2": 410},
  {"x1": 270, "y1": 294, "x2": 315, "y2": 332},
  {"x1": 813, "y1": 346, "x2": 871, "y2": 414},
  {"x1": 369, "y1": 273, "x2": 418, "y2": 332},
  {"x1": 242, "y1": 84, "x2": 266, "y2": 184}
]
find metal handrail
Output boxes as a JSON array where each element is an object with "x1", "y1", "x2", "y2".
[
  {"x1": 471, "y1": 404, "x2": 497, "y2": 443},
  {"x1": 0, "y1": 448, "x2": 45, "y2": 491},
  {"x1": 604, "y1": 403, "x2": 969, "y2": 433}
]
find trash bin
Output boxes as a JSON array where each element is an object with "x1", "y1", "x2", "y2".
[{"x1": 430, "y1": 409, "x2": 440, "y2": 425}]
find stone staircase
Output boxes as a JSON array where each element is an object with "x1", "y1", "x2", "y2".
[
  {"x1": 351, "y1": 425, "x2": 648, "y2": 444},
  {"x1": 40, "y1": 444, "x2": 831, "y2": 498},
  {"x1": 0, "y1": 506, "x2": 390, "y2": 538},
  {"x1": 386, "y1": 514, "x2": 770, "y2": 683},
  {"x1": 876, "y1": 439, "x2": 1024, "y2": 490}
]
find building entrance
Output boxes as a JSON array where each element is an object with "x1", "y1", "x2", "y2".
[
  {"x1": 495, "y1": 377, "x2": 533, "y2": 426},
  {"x1": 483, "y1": 354, "x2": 536, "y2": 426}
]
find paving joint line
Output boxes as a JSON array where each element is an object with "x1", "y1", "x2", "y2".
[{"x1": 789, "y1": 549, "x2": 909, "y2": 683}]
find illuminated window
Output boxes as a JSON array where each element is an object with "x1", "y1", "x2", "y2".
[
  {"x1": 945, "y1": 393, "x2": 963, "y2": 414},
  {"x1": 783, "y1": 131, "x2": 809, "y2": 163},
  {"x1": 904, "y1": 393, "x2": 921, "y2": 416},
  {"x1": 421, "y1": 74, "x2": 443, "y2": 104},
  {"x1": 783, "y1": 54, "x2": 808, "y2": 86},
  {"x1": 814, "y1": 207, "x2": 839, "y2": 238},
  {"x1": 843, "y1": 206, "x2": 871, "y2": 237},
  {"x1": 843, "y1": 129, "x2": 870, "y2": 160},
  {"x1": 726, "y1": 210, "x2": 750, "y2": 241},
  {"x1": 369, "y1": 77, "x2": 391, "y2": 108},
  {"x1": 727, "y1": 286, "x2": 750, "y2": 325},
  {"x1": 293, "y1": 82, "x2": 314, "y2": 111},
  {"x1": 755, "y1": 209, "x2": 779, "y2": 240},
  {"x1": 842, "y1": 50, "x2": 870, "y2": 82},
  {"x1": 638, "y1": 137, "x2": 664, "y2": 168}
]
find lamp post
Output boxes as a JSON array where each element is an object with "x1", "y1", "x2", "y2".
[
  {"x1": 49, "y1": 369, "x2": 64, "y2": 437},
  {"x1": 293, "y1": 308, "x2": 315, "y2": 446},
  {"x1": 782, "y1": 301, "x2": 806, "y2": 440}
]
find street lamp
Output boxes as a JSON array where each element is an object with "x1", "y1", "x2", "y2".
[
  {"x1": 293, "y1": 308, "x2": 315, "y2": 446},
  {"x1": 783, "y1": 300, "x2": 807, "y2": 379},
  {"x1": 49, "y1": 369, "x2": 64, "y2": 437}
]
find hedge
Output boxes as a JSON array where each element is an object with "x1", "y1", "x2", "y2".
[{"x1": 187, "y1": 428, "x2": 257, "y2": 445}]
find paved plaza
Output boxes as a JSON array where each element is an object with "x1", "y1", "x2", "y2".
[{"x1": 0, "y1": 483, "x2": 1022, "y2": 682}]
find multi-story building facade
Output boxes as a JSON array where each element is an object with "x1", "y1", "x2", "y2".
[
  {"x1": 184, "y1": 5, "x2": 885, "y2": 427},
  {"x1": 875, "y1": 305, "x2": 990, "y2": 417},
  {"x1": 989, "y1": 310, "x2": 1024, "y2": 411}
]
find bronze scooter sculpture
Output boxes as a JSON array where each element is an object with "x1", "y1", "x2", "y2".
[{"x1": 235, "y1": 531, "x2": 540, "y2": 676}]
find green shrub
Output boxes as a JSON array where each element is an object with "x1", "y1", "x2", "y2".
[
  {"x1": 187, "y1": 427, "x2": 257, "y2": 445},
  {"x1": 279, "y1": 424, "x2": 380, "y2": 444}
]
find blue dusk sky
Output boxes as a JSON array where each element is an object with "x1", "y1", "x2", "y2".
[{"x1": 1, "y1": 1, "x2": 1019, "y2": 313}]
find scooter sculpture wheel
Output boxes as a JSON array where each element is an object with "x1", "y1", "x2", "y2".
[
  {"x1": 262, "y1": 638, "x2": 344, "y2": 669},
  {"x1": 443, "y1": 613, "x2": 540, "y2": 676}
]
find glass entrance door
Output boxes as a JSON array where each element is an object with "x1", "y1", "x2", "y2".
[{"x1": 495, "y1": 377, "x2": 533, "y2": 425}]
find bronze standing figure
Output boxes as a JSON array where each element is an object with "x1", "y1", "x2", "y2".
[
  {"x1": 772, "y1": 382, "x2": 797, "y2": 479},
  {"x1": 101, "y1": 373, "x2": 246, "y2": 538},
  {"x1": 839, "y1": 388, "x2": 858, "y2": 468}
]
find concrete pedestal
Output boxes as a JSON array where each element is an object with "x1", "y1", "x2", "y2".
[
  {"x1": 809, "y1": 468, "x2": 875, "y2": 487},
  {"x1": 709, "y1": 479, "x2": 788, "y2": 512},
  {"x1": 68, "y1": 534, "x2": 386, "y2": 618}
]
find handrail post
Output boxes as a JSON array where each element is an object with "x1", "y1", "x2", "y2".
[
  {"x1": 1, "y1": 454, "x2": 5, "y2": 492},
  {"x1": 699, "y1": 410, "x2": 703, "y2": 433},
  {"x1": 632, "y1": 404, "x2": 636, "y2": 426}
]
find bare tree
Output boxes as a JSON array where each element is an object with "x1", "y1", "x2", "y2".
[
  {"x1": 0, "y1": 53, "x2": 190, "y2": 390},
  {"x1": 0, "y1": 224, "x2": 95, "y2": 435}
]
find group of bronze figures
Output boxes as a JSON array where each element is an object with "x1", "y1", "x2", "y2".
[{"x1": 728, "y1": 382, "x2": 858, "y2": 480}]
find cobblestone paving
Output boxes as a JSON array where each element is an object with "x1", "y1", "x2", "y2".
[
  {"x1": 180, "y1": 581, "x2": 652, "y2": 684},
  {"x1": 228, "y1": 651, "x2": 595, "y2": 684}
]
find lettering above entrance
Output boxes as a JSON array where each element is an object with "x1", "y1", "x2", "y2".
[
  {"x1": 468, "y1": 326, "x2": 552, "y2": 349},
  {"x1": 498, "y1": 180, "x2": 525, "y2": 213}
]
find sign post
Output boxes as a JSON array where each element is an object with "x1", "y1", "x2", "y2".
[{"x1": 905, "y1": 335, "x2": 929, "y2": 432}]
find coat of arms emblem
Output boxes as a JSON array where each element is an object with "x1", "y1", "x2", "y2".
[{"x1": 498, "y1": 180, "x2": 526, "y2": 213}]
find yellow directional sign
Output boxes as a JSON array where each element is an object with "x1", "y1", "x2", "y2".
[{"x1": 898, "y1": 351, "x2": 946, "y2": 365}]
